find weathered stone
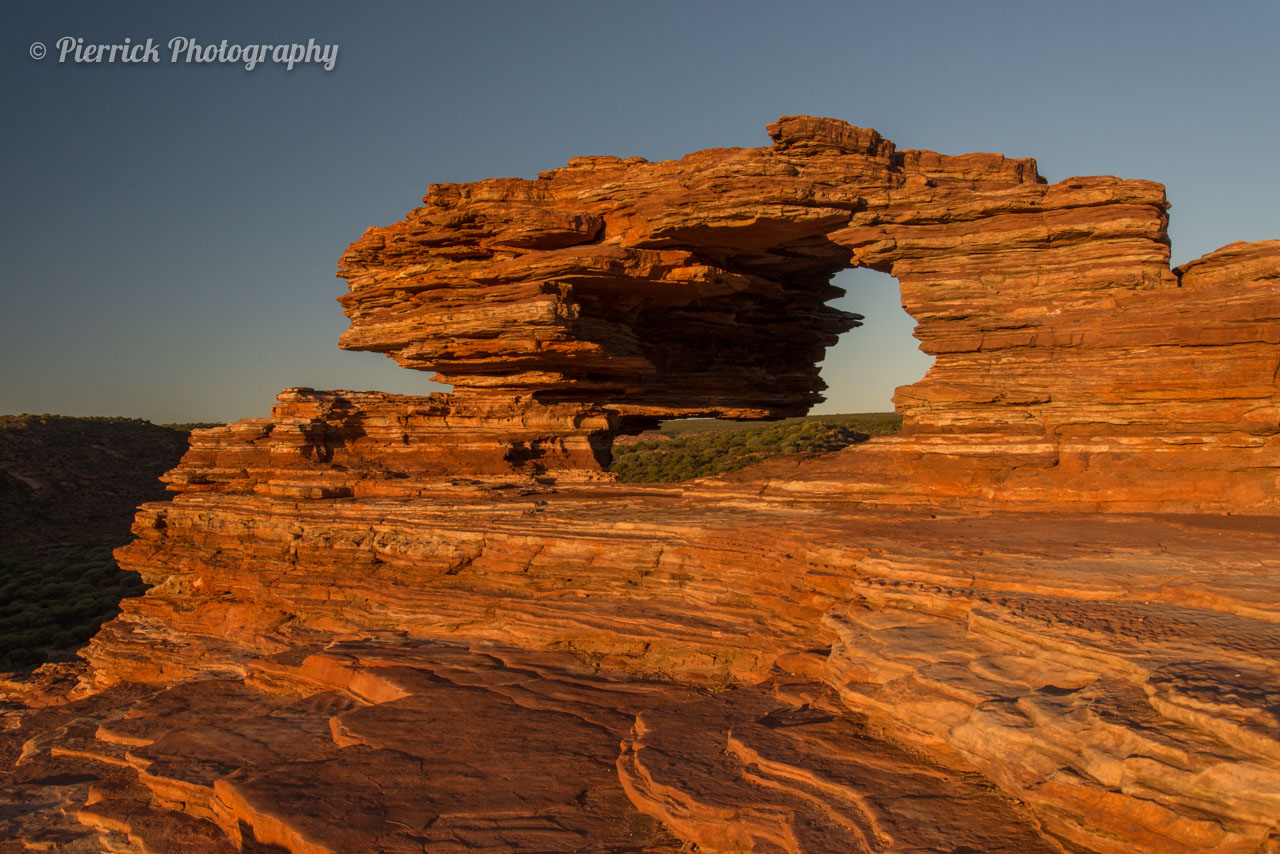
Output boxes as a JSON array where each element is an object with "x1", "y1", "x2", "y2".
[
  {"x1": 346, "y1": 116, "x2": 1278, "y2": 506},
  {"x1": 4, "y1": 117, "x2": 1279, "y2": 854}
]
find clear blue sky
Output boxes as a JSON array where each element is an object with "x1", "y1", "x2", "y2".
[{"x1": 3, "y1": 1, "x2": 1277, "y2": 422}]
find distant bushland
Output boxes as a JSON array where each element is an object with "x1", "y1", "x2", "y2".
[
  {"x1": 610, "y1": 412, "x2": 901, "y2": 483},
  {"x1": 0, "y1": 414, "x2": 196, "y2": 550},
  {"x1": 0, "y1": 415, "x2": 206, "y2": 673},
  {"x1": 0, "y1": 540, "x2": 147, "y2": 672}
]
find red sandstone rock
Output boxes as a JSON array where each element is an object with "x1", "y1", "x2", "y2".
[
  {"x1": 124, "y1": 116, "x2": 1280, "y2": 510},
  {"x1": 331, "y1": 117, "x2": 1278, "y2": 507},
  {"x1": 166, "y1": 387, "x2": 618, "y2": 497},
  {"x1": 4, "y1": 117, "x2": 1280, "y2": 854},
  {"x1": 42, "y1": 500, "x2": 1273, "y2": 852}
]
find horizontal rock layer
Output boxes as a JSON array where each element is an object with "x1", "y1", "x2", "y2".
[
  {"x1": 9, "y1": 493, "x2": 1254, "y2": 852},
  {"x1": 166, "y1": 387, "x2": 617, "y2": 498}
]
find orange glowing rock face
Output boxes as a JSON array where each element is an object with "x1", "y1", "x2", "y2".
[
  {"x1": 329, "y1": 114, "x2": 1279, "y2": 509},
  {"x1": 3, "y1": 118, "x2": 1279, "y2": 854}
]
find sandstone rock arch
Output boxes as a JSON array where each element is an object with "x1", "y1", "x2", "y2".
[{"x1": 331, "y1": 115, "x2": 1280, "y2": 509}]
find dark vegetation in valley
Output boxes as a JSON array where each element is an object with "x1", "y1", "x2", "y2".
[
  {"x1": 0, "y1": 541, "x2": 148, "y2": 672},
  {"x1": 611, "y1": 412, "x2": 901, "y2": 483},
  {"x1": 0, "y1": 415, "x2": 200, "y2": 672}
]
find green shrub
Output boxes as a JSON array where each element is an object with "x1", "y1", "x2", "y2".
[{"x1": 611, "y1": 413, "x2": 902, "y2": 483}]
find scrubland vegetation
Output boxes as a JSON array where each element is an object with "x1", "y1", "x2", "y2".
[
  {"x1": 1, "y1": 415, "x2": 197, "y2": 672},
  {"x1": 0, "y1": 540, "x2": 145, "y2": 672},
  {"x1": 611, "y1": 412, "x2": 901, "y2": 483}
]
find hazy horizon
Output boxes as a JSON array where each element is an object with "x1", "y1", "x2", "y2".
[{"x1": 4, "y1": 1, "x2": 1277, "y2": 424}]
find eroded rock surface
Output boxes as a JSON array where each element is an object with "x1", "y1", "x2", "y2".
[
  {"x1": 4, "y1": 117, "x2": 1279, "y2": 853},
  {"x1": 337, "y1": 115, "x2": 1280, "y2": 510}
]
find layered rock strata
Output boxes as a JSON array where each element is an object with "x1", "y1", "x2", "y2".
[
  {"x1": 4, "y1": 117, "x2": 1280, "y2": 854},
  {"x1": 337, "y1": 115, "x2": 1280, "y2": 510},
  {"x1": 166, "y1": 387, "x2": 617, "y2": 497},
  {"x1": 8, "y1": 503, "x2": 1280, "y2": 852}
]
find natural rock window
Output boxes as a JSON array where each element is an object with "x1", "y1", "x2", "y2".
[{"x1": 813, "y1": 266, "x2": 935, "y2": 416}]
